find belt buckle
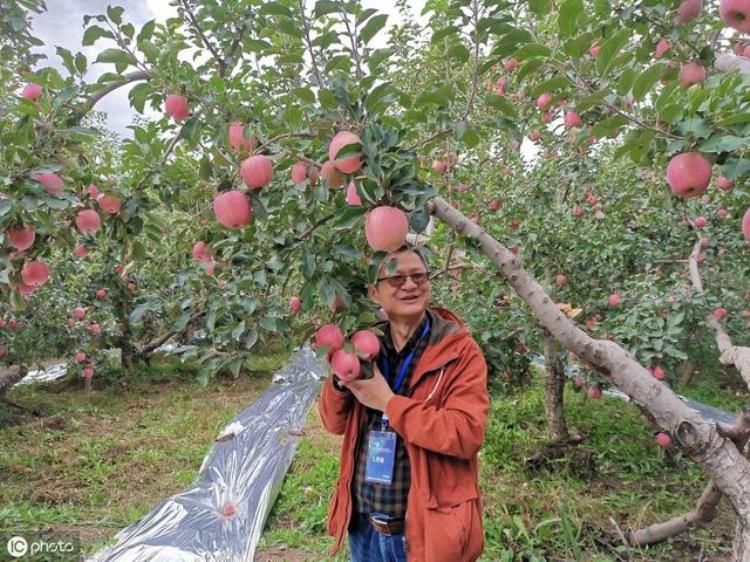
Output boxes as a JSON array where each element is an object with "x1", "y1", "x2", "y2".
[{"x1": 369, "y1": 515, "x2": 393, "y2": 536}]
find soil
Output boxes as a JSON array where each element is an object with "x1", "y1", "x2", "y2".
[{"x1": 254, "y1": 547, "x2": 319, "y2": 561}]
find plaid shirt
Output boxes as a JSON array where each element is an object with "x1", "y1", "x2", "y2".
[{"x1": 352, "y1": 311, "x2": 432, "y2": 518}]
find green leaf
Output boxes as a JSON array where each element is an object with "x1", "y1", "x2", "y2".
[
  {"x1": 410, "y1": 208, "x2": 430, "y2": 234},
  {"x1": 332, "y1": 206, "x2": 367, "y2": 229},
  {"x1": 173, "y1": 311, "x2": 191, "y2": 332},
  {"x1": 277, "y1": 18, "x2": 303, "y2": 38},
  {"x1": 448, "y1": 44, "x2": 470, "y2": 63},
  {"x1": 699, "y1": 135, "x2": 749, "y2": 153},
  {"x1": 199, "y1": 154, "x2": 212, "y2": 180},
  {"x1": 576, "y1": 89, "x2": 608, "y2": 112},
  {"x1": 56, "y1": 46, "x2": 76, "y2": 75},
  {"x1": 596, "y1": 29, "x2": 631, "y2": 77},
  {"x1": 319, "y1": 89, "x2": 337, "y2": 110},
  {"x1": 563, "y1": 35, "x2": 594, "y2": 58},
  {"x1": 107, "y1": 5, "x2": 124, "y2": 25},
  {"x1": 131, "y1": 240, "x2": 146, "y2": 260},
  {"x1": 658, "y1": 104, "x2": 682, "y2": 124},
  {"x1": 356, "y1": 8, "x2": 379, "y2": 25},
  {"x1": 74, "y1": 53, "x2": 87, "y2": 74},
  {"x1": 516, "y1": 58, "x2": 544, "y2": 82},
  {"x1": 591, "y1": 115, "x2": 628, "y2": 138},
  {"x1": 676, "y1": 117, "x2": 712, "y2": 139},
  {"x1": 632, "y1": 63, "x2": 664, "y2": 102},
  {"x1": 178, "y1": 117, "x2": 201, "y2": 143},
  {"x1": 431, "y1": 26, "x2": 461, "y2": 44},
  {"x1": 655, "y1": 80, "x2": 679, "y2": 112},
  {"x1": 294, "y1": 87, "x2": 315, "y2": 104},
  {"x1": 722, "y1": 157, "x2": 750, "y2": 180},
  {"x1": 326, "y1": 55, "x2": 351, "y2": 73},
  {"x1": 616, "y1": 68, "x2": 636, "y2": 96},
  {"x1": 259, "y1": 3, "x2": 292, "y2": 16},
  {"x1": 129, "y1": 303, "x2": 152, "y2": 324},
  {"x1": 558, "y1": 0, "x2": 583, "y2": 38},
  {"x1": 716, "y1": 112, "x2": 750, "y2": 126},
  {"x1": 529, "y1": 0, "x2": 551, "y2": 16},
  {"x1": 231, "y1": 320, "x2": 246, "y2": 341},
  {"x1": 365, "y1": 82, "x2": 394, "y2": 111},
  {"x1": 315, "y1": 0, "x2": 340, "y2": 18},
  {"x1": 513, "y1": 43, "x2": 551, "y2": 60},
  {"x1": 414, "y1": 86, "x2": 452, "y2": 107},
  {"x1": 486, "y1": 95, "x2": 517, "y2": 118},
  {"x1": 529, "y1": 76, "x2": 570, "y2": 98},
  {"x1": 359, "y1": 14, "x2": 388, "y2": 45},
  {"x1": 367, "y1": 48, "x2": 393, "y2": 72},
  {"x1": 137, "y1": 20, "x2": 155, "y2": 42},
  {"x1": 95, "y1": 48, "x2": 135, "y2": 67},
  {"x1": 128, "y1": 82, "x2": 151, "y2": 113}
]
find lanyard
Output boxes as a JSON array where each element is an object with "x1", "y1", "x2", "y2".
[{"x1": 379, "y1": 316, "x2": 431, "y2": 430}]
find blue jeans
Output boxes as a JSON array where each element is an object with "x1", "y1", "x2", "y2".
[{"x1": 348, "y1": 512, "x2": 407, "y2": 562}]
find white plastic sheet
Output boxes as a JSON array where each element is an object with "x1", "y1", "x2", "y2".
[{"x1": 87, "y1": 347, "x2": 325, "y2": 562}]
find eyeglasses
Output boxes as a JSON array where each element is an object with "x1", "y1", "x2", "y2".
[{"x1": 376, "y1": 272, "x2": 430, "y2": 288}]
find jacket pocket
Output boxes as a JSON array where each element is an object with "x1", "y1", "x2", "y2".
[{"x1": 423, "y1": 498, "x2": 472, "y2": 562}]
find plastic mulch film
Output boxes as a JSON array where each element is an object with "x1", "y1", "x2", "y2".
[{"x1": 87, "y1": 346, "x2": 325, "y2": 562}]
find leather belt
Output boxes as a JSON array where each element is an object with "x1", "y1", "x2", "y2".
[{"x1": 368, "y1": 515, "x2": 405, "y2": 536}]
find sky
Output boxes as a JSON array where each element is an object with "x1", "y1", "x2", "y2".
[
  {"x1": 31, "y1": 0, "x2": 427, "y2": 136},
  {"x1": 30, "y1": 1, "x2": 536, "y2": 161}
]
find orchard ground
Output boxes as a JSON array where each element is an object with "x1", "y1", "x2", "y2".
[{"x1": 1, "y1": 351, "x2": 746, "y2": 561}]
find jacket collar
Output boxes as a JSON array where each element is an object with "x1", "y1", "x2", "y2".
[
  {"x1": 372, "y1": 306, "x2": 469, "y2": 391},
  {"x1": 407, "y1": 307, "x2": 467, "y2": 390}
]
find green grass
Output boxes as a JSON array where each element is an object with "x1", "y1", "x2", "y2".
[
  {"x1": 1, "y1": 352, "x2": 741, "y2": 561},
  {"x1": 0, "y1": 351, "x2": 289, "y2": 556}
]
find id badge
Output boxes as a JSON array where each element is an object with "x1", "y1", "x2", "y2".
[{"x1": 364, "y1": 430, "x2": 397, "y2": 485}]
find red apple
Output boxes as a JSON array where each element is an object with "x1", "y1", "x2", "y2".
[
  {"x1": 717, "y1": 175, "x2": 734, "y2": 190},
  {"x1": 666, "y1": 153, "x2": 712, "y2": 198},
  {"x1": 720, "y1": 0, "x2": 750, "y2": 32},
  {"x1": 679, "y1": 61, "x2": 707, "y2": 89},
  {"x1": 675, "y1": 0, "x2": 702, "y2": 24},
  {"x1": 536, "y1": 93, "x2": 552, "y2": 110},
  {"x1": 654, "y1": 39, "x2": 671, "y2": 59},
  {"x1": 587, "y1": 386, "x2": 603, "y2": 400},
  {"x1": 656, "y1": 432, "x2": 672, "y2": 448}
]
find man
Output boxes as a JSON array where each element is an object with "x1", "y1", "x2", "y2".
[{"x1": 318, "y1": 244, "x2": 490, "y2": 562}]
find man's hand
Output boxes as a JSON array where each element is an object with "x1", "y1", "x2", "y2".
[{"x1": 343, "y1": 363, "x2": 395, "y2": 412}]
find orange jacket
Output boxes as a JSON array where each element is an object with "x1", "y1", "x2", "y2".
[{"x1": 318, "y1": 307, "x2": 490, "y2": 562}]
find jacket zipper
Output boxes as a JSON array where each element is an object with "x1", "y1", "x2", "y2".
[{"x1": 401, "y1": 365, "x2": 449, "y2": 555}]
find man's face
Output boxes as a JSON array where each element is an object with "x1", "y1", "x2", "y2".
[{"x1": 369, "y1": 251, "x2": 431, "y2": 319}]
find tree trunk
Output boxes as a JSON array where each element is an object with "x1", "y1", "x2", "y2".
[
  {"x1": 185, "y1": 321, "x2": 196, "y2": 344},
  {"x1": 733, "y1": 518, "x2": 750, "y2": 561},
  {"x1": 543, "y1": 335, "x2": 568, "y2": 441},
  {"x1": 427, "y1": 197, "x2": 750, "y2": 558},
  {"x1": 0, "y1": 365, "x2": 28, "y2": 397},
  {"x1": 680, "y1": 360, "x2": 696, "y2": 387}
]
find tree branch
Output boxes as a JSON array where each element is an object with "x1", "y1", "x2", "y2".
[
  {"x1": 299, "y1": 0, "x2": 325, "y2": 87},
  {"x1": 688, "y1": 239, "x2": 750, "y2": 389},
  {"x1": 84, "y1": 70, "x2": 151, "y2": 112},
  {"x1": 627, "y1": 408, "x2": 750, "y2": 546},
  {"x1": 460, "y1": 0, "x2": 482, "y2": 122},
  {"x1": 179, "y1": 0, "x2": 226, "y2": 70}
]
